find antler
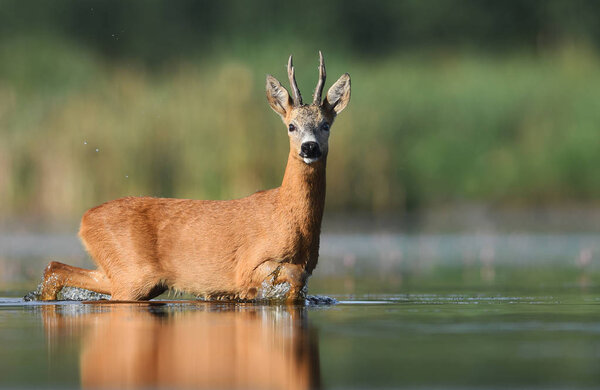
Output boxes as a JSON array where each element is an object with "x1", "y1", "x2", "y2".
[
  {"x1": 287, "y1": 55, "x2": 303, "y2": 106},
  {"x1": 313, "y1": 51, "x2": 326, "y2": 105}
]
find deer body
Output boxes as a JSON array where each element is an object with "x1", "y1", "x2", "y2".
[{"x1": 40, "y1": 53, "x2": 350, "y2": 302}]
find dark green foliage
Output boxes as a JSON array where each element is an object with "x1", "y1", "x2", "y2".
[{"x1": 1, "y1": 0, "x2": 600, "y2": 63}]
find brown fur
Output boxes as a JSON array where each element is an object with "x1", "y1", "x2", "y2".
[
  {"x1": 40, "y1": 53, "x2": 351, "y2": 302},
  {"x1": 41, "y1": 304, "x2": 320, "y2": 389}
]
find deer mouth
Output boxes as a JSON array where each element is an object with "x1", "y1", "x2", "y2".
[
  {"x1": 302, "y1": 157, "x2": 320, "y2": 165},
  {"x1": 299, "y1": 151, "x2": 322, "y2": 165}
]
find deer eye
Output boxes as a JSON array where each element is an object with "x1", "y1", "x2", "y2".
[
  {"x1": 288, "y1": 123, "x2": 296, "y2": 132},
  {"x1": 322, "y1": 123, "x2": 330, "y2": 132}
]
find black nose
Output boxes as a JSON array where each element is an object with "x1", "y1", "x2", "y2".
[{"x1": 300, "y1": 142, "x2": 322, "y2": 159}]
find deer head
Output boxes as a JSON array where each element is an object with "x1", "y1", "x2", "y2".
[{"x1": 266, "y1": 52, "x2": 351, "y2": 165}]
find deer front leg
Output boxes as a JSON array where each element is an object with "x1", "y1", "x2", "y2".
[
  {"x1": 251, "y1": 261, "x2": 308, "y2": 303},
  {"x1": 276, "y1": 263, "x2": 309, "y2": 302}
]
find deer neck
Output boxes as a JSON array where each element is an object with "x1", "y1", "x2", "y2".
[{"x1": 278, "y1": 152, "x2": 327, "y2": 237}]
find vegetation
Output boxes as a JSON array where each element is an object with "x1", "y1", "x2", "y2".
[{"x1": 1, "y1": 1, "x2": 600, "y2": 222}]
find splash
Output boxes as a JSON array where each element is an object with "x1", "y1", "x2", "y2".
[
  {"x1": 23, "y1": 283, "x2": 110, "y2": 302},
  {"x1": 23, "y1": 280, "x2": 45, "y2": 301},
  {"x1": 58, "y1": 287, "x2": 110, "y2": 301},
  {"x1": 256, "y1": 280, "x2": 292, "y2": 301},
  {"x1": 23, "y1": 290, "x2": 40, "y2": 302},
  {"x1": 253, "y1": 279, "x2": 336, "y2": 304},
  {"x1": 23, "y1": 282, "x2": 336, "y2": 305},
  {"x1": 305, "y1": 295, "x2": 338, "y2": 305}
]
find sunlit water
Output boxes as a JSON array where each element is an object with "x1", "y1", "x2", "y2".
[{"x1": 1, "y1": 231, "x2": 600, "y2": 389}]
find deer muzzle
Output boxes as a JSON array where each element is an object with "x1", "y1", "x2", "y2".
[{"x1": 299, "y1": 142, "x2": 322, "y2": 160}]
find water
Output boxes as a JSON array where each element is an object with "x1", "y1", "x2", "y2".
[
  {"x1": 1, "y1": 230, "x2": 600, "y2": 389},
  {"x1": 1, "y1": 289, "x2": 600, "y2": 389}
]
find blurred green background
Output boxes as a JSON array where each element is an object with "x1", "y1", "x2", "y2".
[{"x1": 1, "y1": 0, "x2": 600, "y2": 226}]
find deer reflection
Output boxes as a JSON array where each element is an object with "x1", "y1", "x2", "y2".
[{"x1": 41, "y1": 303, "x2": 320, "y2": 389}]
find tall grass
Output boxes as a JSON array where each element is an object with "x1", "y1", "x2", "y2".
[{"x1": 1, "y1": 37, "x2": 600, "y2": 223}]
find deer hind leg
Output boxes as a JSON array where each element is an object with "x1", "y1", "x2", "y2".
[{"x1": 40, "y1": 261, "x2": 111, "y2": 301}]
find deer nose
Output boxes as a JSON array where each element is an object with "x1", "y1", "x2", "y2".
[{"x1": 300, "y1": 142, "x2": 322, "y2": 159}]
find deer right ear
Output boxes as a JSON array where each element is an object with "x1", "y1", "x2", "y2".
[
  {"x1": 323, "y1": 73, "x2": 351, "y2": 115},
  {"x1": 266, "y1": 75, "x2": 293, "y2": 119}
]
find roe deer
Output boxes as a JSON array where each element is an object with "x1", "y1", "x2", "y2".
[
  {"x1": 39, "y1": 52, "x2": 351, "y2": 302},
  {"x1": 41, "y1": 304, "x2": 320, "y2": 389}
]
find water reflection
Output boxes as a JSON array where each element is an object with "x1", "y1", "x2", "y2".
[{"x1": 41, "y1": 302, "x2": 321, "y2": 389}]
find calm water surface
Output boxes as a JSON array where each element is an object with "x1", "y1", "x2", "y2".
[{"x1": 1, "y1": 290, "x2": 599, "y2": 389}]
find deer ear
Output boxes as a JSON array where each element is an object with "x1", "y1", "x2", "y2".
[
  {"x1": 266, "y1": 75, "x2": 293, "y2": 119},
  {"x1": 323, "y1": 73, "x2": 351, "y2": 115}
]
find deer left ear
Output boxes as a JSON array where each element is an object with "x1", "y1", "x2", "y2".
[
  {"x1": 323, "y1": 73, "x2": 351, "y2": 115},
  {"x1": 266, "y1": 75, "x2": 293, "y2": 119}
]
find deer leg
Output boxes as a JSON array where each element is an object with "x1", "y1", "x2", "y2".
[
  {"x1": 275, "y1": 263, "x2": 309, "y2": 302},
  {"x1": 40, "y1": 261, "x2": 111, "y2": 301},
  {"x1": 251, "y1": 261, "x2": 308, "y2": 302}
]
